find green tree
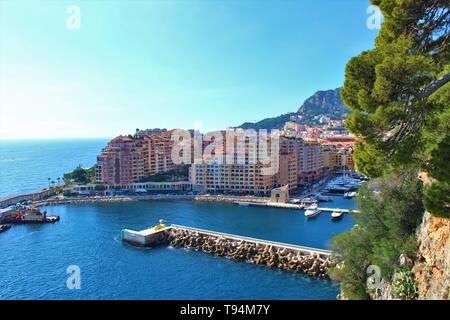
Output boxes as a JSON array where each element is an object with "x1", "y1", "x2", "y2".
[
  {"x1": 64, "y1": 165, "x2": 96, "y2": 185},
  {"x1": 330, "y1": 170, "x2": 423, "y2": 298},
  {"x1": 341, "y1": 0, "x2": 449, "y2": 217}
]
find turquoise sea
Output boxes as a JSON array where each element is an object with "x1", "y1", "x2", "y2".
[
  {"x1": 0, "y1": 139, "x2": 355, "y2": 299},
  {"x1": 0, "y1": 139, "x2": 109, "y2": 198}
]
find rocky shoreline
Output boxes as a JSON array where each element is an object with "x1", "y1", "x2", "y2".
[
  {"x1": 33, "y1": 194, "x2": 194, "y2": 207},
  {"x1": 193, "y1": 195, "x2": 270, "y2": 203},
  {"x1": 166, "y1": 228, "x2": 332, "y2": 278}
]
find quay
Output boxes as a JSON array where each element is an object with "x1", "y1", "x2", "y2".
[
  {"x1": 234, "y1": 201, "x2": 357, "y2": 213},
  {"x1": 194, "y1": 195, "x2": 269, "y2": 203},
  {"x1": 0, "y1": 188, "x2": 61, "y2": 209},
  {"x1": 122, "y1": 224, "x2": 333, "y2": 277},
  {"x1": 33, "y1": 194, "x2": 194, "y2": 207}
]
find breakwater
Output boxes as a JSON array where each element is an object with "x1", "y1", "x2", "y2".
[
  {"x1": 0, "y1": 188, "x2": 60, "y2": 208},
  {"x1": 123, "y1": 225, "x2": 333, "y2": 278},
  {"x1": 194, "y1": 195, "x2": 270, "y2": 203},
  {"x1": 34, "y1": 194, "x2": 194, "y2": 207}
]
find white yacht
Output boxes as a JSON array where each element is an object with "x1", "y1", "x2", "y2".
[
  {"x1": 304, "y1": 203, "x2": 320, "y2": 218},
  {"x1": 331, "y1": 210, "x2": 344, "y2": 221}
]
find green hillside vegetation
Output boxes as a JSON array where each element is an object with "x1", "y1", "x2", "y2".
[
  {"x1": 238, "y1": 88, "x2": 349, "y2": 130},
  {"x1": 63, "y1": 165, "x2": 96, "y2": 185},
  {"x1": 331, "y1": 0, "x2": 449, "y2": 299}
]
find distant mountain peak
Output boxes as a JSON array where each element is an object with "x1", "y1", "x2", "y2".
[
  {"x1": 297, "y1": 88, "x2": 347, "y2": 117},
  {"x1": 237, "y1": 87, "x2": 349, "y2": 130}
]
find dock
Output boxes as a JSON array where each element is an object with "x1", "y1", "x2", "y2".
[
  {"x1": 234, "y1": 201, "x2": 305, "y2": 210},
  {"x1": 170, "y1": 224, "x2": 331, "y2": 257},
  {"x1": 122, "y1": 224, "x2": 333, "y2": 277},
  {"x1": 234, "y1": 201, "x2": 357, "y2": 213}
]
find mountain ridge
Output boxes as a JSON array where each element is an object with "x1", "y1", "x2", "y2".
[{"x1": 238, "y1": 87, "x2": 349, "y2": 130}]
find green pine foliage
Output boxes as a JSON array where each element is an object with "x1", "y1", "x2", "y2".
[
  {"x1": 340, "y1": 0, "x2": 449, "y2": 218},
  {"x1": 330, "y1": 170, "x2": 424, "y2": 299},
  {"x1": 63, "y1": 165, "x2": 96, "y2": 185},
  {"x1": 325, "y1": 0, "x2": 448, "y2": 300},
  {"x1": 392, "y1": 269, "x2": 418, "y2": 300}
]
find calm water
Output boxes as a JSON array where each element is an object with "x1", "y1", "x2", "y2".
[
  {"x1": 0, "y1": 140, "x2": 355, "y2": 299},
  {"x1": 0, "y1": 139, "x2": 109, "y2": 198},
  {"x1": 0, "y1": 200, "x2": 355, "y2": 300}
]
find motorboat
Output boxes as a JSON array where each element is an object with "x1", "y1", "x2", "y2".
[
  {"x1": 331, "y1": 210, "x2": 344, "y2": 221},
  {"x1": 300, "y1": 197, "x2": 318, "y2": 206},
  {"x1": 307, "y1": 203, "x2": 318, "y2": 210},
  {"x1": 344, "y1": 191, "x2": 357, "y2": 198},
  {"x1": 314, "y1": 193, "x2": 332, "y2": 202},
  {"x1": 304, "y1": 206, "x2": 320, "y2": 218},
  {"x1": 0, "y1": 224, "x2": 11, "y2": 232}
]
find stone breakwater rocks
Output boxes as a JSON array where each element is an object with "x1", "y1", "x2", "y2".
[
  {"x1": 166, "y1": 228, "x2": 332, "y2": 278},
  {"x1": 34, "y1": 197, "x2": 138, "y2": 207},
  {"x1": 35, "y1": 195, "x2": 194, "y2": 207},
  {"x1": 194, "y1": 195, "x2": 269, "y2": 204}
]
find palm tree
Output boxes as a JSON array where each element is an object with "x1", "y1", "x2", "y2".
[
  {"x1": 57, "y1": 177, "x2": 61, "y2": 186},
  {"x1": 48, "y1": 178, "x2": 51, "y2": 189}
]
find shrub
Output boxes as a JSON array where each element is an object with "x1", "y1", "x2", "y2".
[{"x1": 392, "y1": 269, "x2": 417, "y2": 300}]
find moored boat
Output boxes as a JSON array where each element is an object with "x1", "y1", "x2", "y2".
[
  {"x1": 0, "y1": 224, "x2": 11, "y2": 232},
  {"x1": 300, "y1": 197, "x2": 318, "y2": 206},
  {"x1": 4, "y1": 205, "x2": 60, "y2": 224},
  {"x1": 331, "y1": 210, "x2": 344, "y2": 221},
  {"x1": 304, "y1": 203, "x2": 320, "y2": 218},
  {"x1": 234, "y1": 201, "x2": 250, "y2": 206},
  {"x1": 344, "y1": 191, "x2": 357, "y2": 199},
  {"x1": 315, "y1": 193, "x2": 332, "y2": 202}
]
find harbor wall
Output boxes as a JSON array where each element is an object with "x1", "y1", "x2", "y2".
[
  {"x1": 194, "y1": 195, "x2": 270, "y2": 203},
  {"x1": 33, "y1": 194, "x2": 194, "y2": 207},
  {"x1": 122, "y1": 227, "x2": 170, "y2": 246},
  {"x1": 0, "y1": 188, "x2": 60, "y2": 209},
  {"x1": 123, "y1": 224, "x2": 333, "y2": 278}
]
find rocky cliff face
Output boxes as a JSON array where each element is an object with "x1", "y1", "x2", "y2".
[
  {"x1": 238, "y1": 87, "x2": 350, "y2": 130},
  {"x1": 413, "y1": 211, "x2": 450, "y2": 300},
  {"x1": 297, "y1": 88, "x2": 349, "y2": 118}
]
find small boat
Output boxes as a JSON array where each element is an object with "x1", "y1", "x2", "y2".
[
  {"x1": 304, "y1": 203, "x2": 320, "y2": 218},
  {"x1": 331, "y1": 210, "x2": 344, "y2": 221},
  {"x1": 344, "y1": 191, "x2": 357, "y2": 199},
  {"x1": 45, "y1": 215, "x2": 60, "y2": 223},
  {"x1": 0, "y1": 224, "x2": 11, "y2": 232},
  {"x1": 305, "y1": 207, "x2": 320, "y2": 218},
  {"x1": 234, "y1": 201, "x2": 250, "y2": 206},
  {"x1": 315, "y1": 194, "x2": 332, "y2": 202},
  {"x1": 300, "y1": 197, "x2": 318, "y2": 206}
]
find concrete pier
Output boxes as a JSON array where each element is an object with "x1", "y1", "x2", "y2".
[
  {"x1": 170, "y1": 224, "x2": 331, "y2": 257},
  {"x1": 121, "y1": 226, "x2": 171, "y2": 246},
  {"x1": 122, "y1": 224, "x2": 333, "y2": 277},
  {"x1": 234, "y1": 201, "x2": 357, "y2": 213}
]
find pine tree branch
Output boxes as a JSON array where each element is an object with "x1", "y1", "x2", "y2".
[{"x1": 419, "y1": 72, "x2": 450, "y2": 100}]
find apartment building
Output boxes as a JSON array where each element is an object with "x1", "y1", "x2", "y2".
[
  {"x1": 96, "y1": 131, "x2": 176, "y2": 186},
  {"x1": 298, "y1": 139, "x2": 324, "y2": 185},
  {"x1": 190, "y1": 134, "x2": 295, "y2": 195}
]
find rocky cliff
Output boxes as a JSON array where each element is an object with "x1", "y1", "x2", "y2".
[
  {"x1": 297, "y1": 88, "x2": 349, "y2": 118},
  {"x1": 238, "y1": 87, "x2": 349, "y2": 130},
  {"x1": 413, "y1": 211, "x2": 450, "y2": 300}
]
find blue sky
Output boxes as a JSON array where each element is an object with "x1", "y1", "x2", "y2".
[{"x1": 0, "y1": 0, "x2": 379, "y2": 139}]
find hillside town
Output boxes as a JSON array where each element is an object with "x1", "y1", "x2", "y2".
[{"x1": 88, "y1": 119, "x2": 356, "y2": 197}]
